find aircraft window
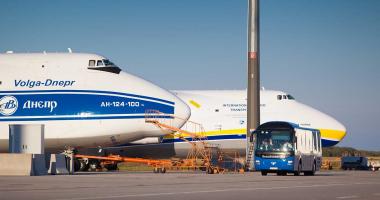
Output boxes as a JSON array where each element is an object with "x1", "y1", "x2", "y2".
[
  {"x1": 97, "y1": 60, "x2": 104, "y2": 66},
  {"x1": 283, "y1": 95, "x2": 287, "y2": 99},
  {"x1": 277, "y1": 95, "x2": 282, "y2": 100},
  {"x1": 287, "y1": 95, "x2": 295, "y2": 100},
  {"x1": 88, "y1": 59, "x2": 122, "y2": 74},
  {"x1": 89, "y1": 60, "x2": 95, "y2": 66},
  {"x1": 103, "y1": 59, "x2": 115, "y2": 66}
]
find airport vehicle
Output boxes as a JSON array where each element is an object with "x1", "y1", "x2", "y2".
[
  {"x1": 0, "y1": 52, "x2": 190, "y2": 152},
  {"x1": 341, "y1": 156, "x2": 368, "y2": 170},
  {"x1": 112, "y1": 90, "x2": 346, "y2": 159},
  {"x1": 340, "y1": 156, "x2": 379, "y2": 170},
  {"x1": 254, "y1": 121, "x2": 322, "y2": 176}
]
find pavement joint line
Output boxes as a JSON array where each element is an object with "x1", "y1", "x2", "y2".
[
  {"x1": 54, "y1": 182, "x2": 380, "y2": 200},
  {"x1": 336, "y1": 195, "x2": 359, "y2": 199}
]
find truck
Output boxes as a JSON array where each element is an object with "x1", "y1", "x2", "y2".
[{"x1": 341, "y1": 156, "x2": 380, "y2": 171}]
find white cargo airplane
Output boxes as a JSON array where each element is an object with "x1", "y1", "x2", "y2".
[
  {"x1": 0, "y1": 52, "x2": 191, "y2": 152},
  {"x1": 115, "y1": 90, "x2": 346, "y2": 158}
]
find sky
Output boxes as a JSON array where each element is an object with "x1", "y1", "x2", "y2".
[{"x1": 0, "y1": 0, "x2": 379, "y2": 150}]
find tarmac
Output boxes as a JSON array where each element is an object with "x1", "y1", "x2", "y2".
[{"x1": 0, "y1": 171, "x2": 379, "y2": 200}]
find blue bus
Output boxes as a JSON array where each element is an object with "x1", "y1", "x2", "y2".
[{"x1": 254, "y1": 122, "x2": 322, "y2": 176}]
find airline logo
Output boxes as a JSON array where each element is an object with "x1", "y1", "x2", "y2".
[
  {"x1": 23, "y1": 100, "x2": 58, "y2": 113},
  {"x1": 15, "y1": 79, "x2": 75, "y2": 88},
  {"x1": 0, "y1": 96, "x2": 18, "y2": 116},
  {"x1": 0, "y1": 91, "x2": 174, "y2": 121}
]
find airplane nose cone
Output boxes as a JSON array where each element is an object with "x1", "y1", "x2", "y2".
[
  {"x1": 292, "y1": 102, "x2": 347, "y2": 147},
  {"x1": 171, "y1": 95, "x2": 191, "y2": 128}
]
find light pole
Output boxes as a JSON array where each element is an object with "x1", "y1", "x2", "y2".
[{"x1": 246, "y1": 0, "x2": 260, "y2": 171}]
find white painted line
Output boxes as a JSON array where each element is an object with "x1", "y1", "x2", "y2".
[
  {"x1": 55, "y1": 182, "x2": 380, "y2": 200},
  {"x1": 336, "y1": 196, "x2": 358, "y2": 199}
]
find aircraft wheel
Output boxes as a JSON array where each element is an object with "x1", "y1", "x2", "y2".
[
  {"x1": 105, "y1": 163, "x2": 118, "y2": 171},
  {"x1": 207, "y1": 167, "x2": 214, "y2": 174},
  {"x1": 88, "y1": 160, "x2": 100, "y2": 171},
  {"x1": 77, "y1": 159, "x2": 89, "y2": 171}
]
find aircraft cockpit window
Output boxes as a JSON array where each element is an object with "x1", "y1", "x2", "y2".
[
  {"x1": 97, "y1": 60, "x2": 104, "y2": 66},
  {"x1": 103, "y1": 59, "x2": 115, "y2": 66},
  {"x1": 89, "y1": 60, "x2": 95, "y2": 66},
  {"x1": 88, "y1": 59, "x2": 122, "y2": 74},
  {"x1": 287, "y1": 95, "x2": 295, "y2": 100},
  {"x1": 277, "y1": 95, "x2": 282, "y2": 100},
  {"x1": 283, "y1": 95, "x2": 287, "y2": 99}
]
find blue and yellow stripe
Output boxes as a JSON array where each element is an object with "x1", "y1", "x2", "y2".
[{"x1": 162, "y1": 128, "x2": 346, "y2": 147}]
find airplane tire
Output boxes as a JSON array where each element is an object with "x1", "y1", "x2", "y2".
[
  {"x1": 77, "y1": 159, "x2": 89, "y2": 172},
  {"x1": 207, "y1": 167, "x2": 214, "y2": 174},
  {"x1": 88, "y1": 160, "x2": 100, "y2": 171},
  {"x1": 105, "y1": 164, "x2": 118, "y2": 171}
]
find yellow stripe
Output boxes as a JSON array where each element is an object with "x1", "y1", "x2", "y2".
[
  {"x1": 164, "y1": 128, "x2": 346, "y2": 142},
  {"x1": 320, "y1": 129, "x2": 346, "y2": 141},
  {"x1": 163, "y1": 128, "x2": 245, "y2": 139},
  {"x1": 189, "y1": 100, "x2": 201, "y2": 108}
]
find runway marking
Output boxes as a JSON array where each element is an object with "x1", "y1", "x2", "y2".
[
  {"x1": 336, "y1": 196, "x2": 358, "y2": 199},
  {"x1": 55, "y1": 182, "x2": 380, "y2": 200}
]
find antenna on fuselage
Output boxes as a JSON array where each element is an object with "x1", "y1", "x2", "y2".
[{"x1": 67, "y1": 48, "x2": 73, "y2": 53}]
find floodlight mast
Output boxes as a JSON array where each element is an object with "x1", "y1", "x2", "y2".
[{"x1": 246, "y1": 0, "x2": 260, "y2": 171}]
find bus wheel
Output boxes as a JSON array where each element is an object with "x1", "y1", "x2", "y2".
[
  {"x1": 305, "y1": 163, "x2": 316, "y2": 176},
  {"x1": 261, "y1": 171, "x2": 267, "y2": 176}
]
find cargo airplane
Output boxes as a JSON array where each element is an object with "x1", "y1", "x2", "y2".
[
  {"x1": 113, "y1": 90, "x2": 346, "y2": 158},
  {"x1": 0, "y1": 52, "x2": 191, "y2": 152}
]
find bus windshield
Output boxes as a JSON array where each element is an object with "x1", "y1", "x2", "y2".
[{"x1": 255, "y1": 130, "x2": 294, "y2": 153}]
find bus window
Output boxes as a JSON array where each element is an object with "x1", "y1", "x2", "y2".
[
  {"x1": 313, "y1": 132, "x2": 318, "y2": 152},
  {"x1": 317, "y1": 132, "x2": 321, "y2": 152},
  {"x1": 89, "y1": 60, "x2": 95, "y2": 66}
]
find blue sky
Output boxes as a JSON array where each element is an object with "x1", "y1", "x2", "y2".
[{"x1": 0, "y1": 0, "x2": 379, "y2": 150}]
